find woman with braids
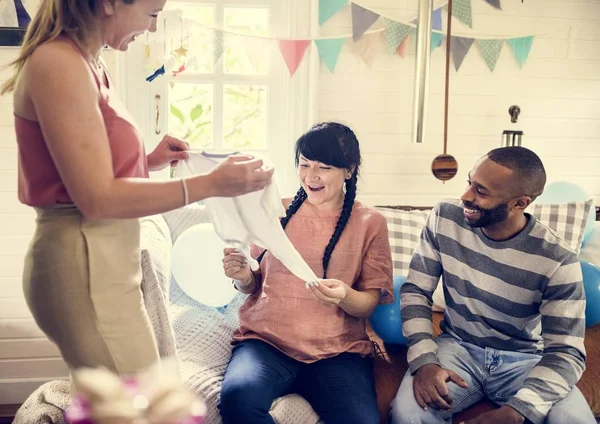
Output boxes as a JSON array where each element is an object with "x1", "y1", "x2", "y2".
[{"x1": 219, "y1": 122, "x2": 393, "y2": 424}]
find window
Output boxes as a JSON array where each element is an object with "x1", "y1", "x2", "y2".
[
  {"x1": 122, "y1": 0, "x2": 316, "y2": 194},
  {"x1": 163, "y1": 2, "x2": 272, "y2": 151}
]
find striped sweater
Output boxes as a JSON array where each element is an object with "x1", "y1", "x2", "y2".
[{"x1": 401, "y1": 200, "x2": 587, "y2": 424}]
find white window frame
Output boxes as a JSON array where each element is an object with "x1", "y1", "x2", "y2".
[{"x1": 119, "y1": 0, "x2": 320, "y2": 196}]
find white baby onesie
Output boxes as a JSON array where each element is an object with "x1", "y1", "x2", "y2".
[{"x1": 174, "y1": 151, "x2": 318, "y2": 285}]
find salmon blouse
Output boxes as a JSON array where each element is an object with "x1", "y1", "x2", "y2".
[{"x1": 233, "y1": 202, "x2": 394, "y2": 363}]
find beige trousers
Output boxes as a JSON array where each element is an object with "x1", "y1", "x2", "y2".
[{"x1": 22, "y1": 205, "x2": 159, "y2": 376}]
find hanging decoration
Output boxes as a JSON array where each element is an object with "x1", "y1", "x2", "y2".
[
  {"x1": 319, "y1": 0, "x2": 349, "y2": 26},
  {"x1": 396, "y1": 37, "x2": 409, "y2": 58},
  {"x1": 450, "y1": 36, "x2": 475, "y2": 71},
  {"x1": 477, "y1": 38, "x2": 504, "y2": 71},
  {"x1": 431, "y1": 0, "x2": 458, "y2": 182},
  {"x1": 351, "y1": 3, "x2": 380, "y2": 41},
  {"x1": 277, "y1": 40, "x2": 311, "y2": 76},
  {"x1": 484, "y1": 0, "x2": 502, "y2": 10},
  {"x1": 145, "y1": 0, "x2": 560, "y2": 81},
  {"x1": 506, "y1": 36, "x2": 534, "y2": 69},
  {"x1": 315, "y1": 38, "x2": 346, "y2": 72},
  {"x1": 350, "y1": 31, "x2": 381, "y2": 66},
  {"x1": 448, "y1": 0, "x2": 473, "y2": 28},
  {"x1": 383, "y1": 19, "x2": 411, "y2": 54}
]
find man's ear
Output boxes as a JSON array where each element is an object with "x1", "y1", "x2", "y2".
[{"x1": 513, "y1": 196, "x2": 532, "y2": 211}]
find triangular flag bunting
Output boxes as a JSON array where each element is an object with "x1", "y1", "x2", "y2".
[
  {"x1": 431, "y1": 32, "x2": 444, "y2": 52},
  {"x1": 319, "y1": 0, "x2": 349, "y2": 26},
  {"x1": 242, "y1": 36, "x2": 271, "y2": 72},
  {"x1": 351, "y1": 31, "x2": 381, "y2": 67},
  {"x1": 477, "y1": 39, "x2": 504, "y2": 71},
  {"x1": 315, "y1": 38, "x2": 345, "y2": 73},
  {"x1": 450, "y1": 36, "x2": 474, "y2": 70},
  {"x1": 277, "y1": 40, "x2": 311, "y2": 76},
  {"x1": 383, "y1": 19, "x2": 411, "y2": 54},
  {"x1": 507, "y1": 36, "x2": 534, "y2": 69},
  {"x1": 213, "y1": 30, "x2": 225, "y2": 65},
  {"x1": 432, "y1": 8, "x2": 443, "y2": 31},
  {"x1": 450, "y1": 0, "x2": 473, "y2": 28},
  {"x1": 396, "y1": 37, "x2": 409, "y2": 57},
  {"x1": 351, "y1": 3, "x2": 380, "y2": 41},
  {"x1": 15, "y1": 0, "x2": 31, "y2": 27},
  {"x1": 411, "y1": 7, "x2": 442, "y2": 31},
  {"x1": 484, "y1": 0, "x2": 502, "y2": 10}
]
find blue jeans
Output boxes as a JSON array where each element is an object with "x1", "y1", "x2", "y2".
[
  {"x1": 218, "y1": 339, "x2": 380, "y2": 424},
  {"x1": 390, "y1": 335, "x2": 595, "y2": 424}
]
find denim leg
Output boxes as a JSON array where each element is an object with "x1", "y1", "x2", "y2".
[
  {"x1": 297, "y1": 353, "x2": 380, "y2": 424},
  {"x1": 546, "y1": 386, "x2": 596, "y2": 424},
  {"x1": 483, "y1": 348, "x2": 595, "y2": 424},
  {"x1": 390, "y1": 335, "x2": 485, "y2": 424},
  {"x1": 219, "y1": 339, "x2": 300, "y2": 424}
]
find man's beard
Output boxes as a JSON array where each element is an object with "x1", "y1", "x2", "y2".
[{"x1": 463, "y1": 201, "x2": 509, "y2": 228}]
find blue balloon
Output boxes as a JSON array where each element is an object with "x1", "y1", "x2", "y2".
[
  {"x1": 581, "y1": 260, "x2": 600, "y2": 327},
  {"x1": 536, "y1": 181, "x2": 596, "y2": 246},
  {"x1": 369, "y1": 275, "x2": 407, "y2": 345}
]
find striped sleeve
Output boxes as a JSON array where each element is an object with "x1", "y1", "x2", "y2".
[
  {"x1": 506, "y1": 257, "x2": 587, "y2": 424},
  {"x1": 401, "y1": 205, "x2": 444, "y2": 374}
]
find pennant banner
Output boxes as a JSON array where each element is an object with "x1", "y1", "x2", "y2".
[
  {"x1": 319, "y1": 0, "x2": 349, "y2": 26},
  {"x1": 277, "y1": 40, "x2": 311, "y2": 76},
  {"x1": 351, "y1": 3, "x2": 380, "y2": 41},
  {"x1": 411, "y1": 6, "x2": 442, "y2": 29},
  {"x1": 451, "y1": 36, "x2": 475, "y2": 71},
  {"x1": 146, "y1": 6, "x2": 542, "y2": 81},
  {"x1": 396, "y1": 37, "x2": 409, "y2": 58},
  {"x1": 477, "y1": 39, "x2": 504, "y2": 71},
  {"x1": 507, "y1": 36, "x2": 534, "y2": 69},
  {"x1": 383, "y1": 19, "x2": 411, "y2": 54},
  {"x1": 351, "y1": 31, "x2": 381, "y2": 67},
  {"x1": 451, "y1": 0, "x2": 473, "y2": 28},
  {"x1": 431, "y1": 32, "x2": 445, "y2": 52},
  {"x1": 484, "y1": 0, "x2": 502, "y2": 10},
  {"x1": 213, "y1": 30, "x2": 224, "y2": 65},
  {"x1": 315, "y1": 38, "x2": 345, "y2": 73},
  {"x1": 241, "y1": 36, "x2": 271, "y2": 71},
  {"x1": 432, "y1": 8, "x2": 443, "y2": 31}
]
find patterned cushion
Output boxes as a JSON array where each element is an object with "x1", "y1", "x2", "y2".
[
  {"x1": 375, "y1": 207, "x2": 431, "y2": 277},
  {"x1": 528, "y1": 200, "x2": 593, "y2": 254}
]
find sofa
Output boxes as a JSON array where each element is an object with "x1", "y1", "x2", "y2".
[{"x1": 140, "y1": 199, "x2": 600, "y2": 424}]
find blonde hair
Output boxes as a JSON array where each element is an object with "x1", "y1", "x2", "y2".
[{"x1": 1, "y1": 0, "x2": 132, "y2": 95}]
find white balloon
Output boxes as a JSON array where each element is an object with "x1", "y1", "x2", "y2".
[{"x1": 172, "y1": 223, "x2": 239, "y2": 307}]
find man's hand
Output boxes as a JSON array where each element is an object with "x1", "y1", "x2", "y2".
[
  {"x1": 459, "y1": 405, "x2": 525, "y2": 424},
  {"x1": 414, "y1": 363, "x2": 468, "y2": 411}
]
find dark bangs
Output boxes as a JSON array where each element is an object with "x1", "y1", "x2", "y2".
[{"x1": 294, "y1": 123, "x2": 355, "y2": 169}]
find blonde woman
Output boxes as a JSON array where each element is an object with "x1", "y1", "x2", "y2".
[{"x1": 2, "y1": 0, "x2": 273, "y2": 378}]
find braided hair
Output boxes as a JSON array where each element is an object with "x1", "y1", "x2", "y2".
[{"x1": 257, "y1": 122, "x2": 361, "y2": 279}]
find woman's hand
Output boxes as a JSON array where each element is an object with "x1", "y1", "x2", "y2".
[
  {"x1": 207, "y1": 155, "x2": 274, "y2": 197},
  {"x1": 147, "y1": 135, "x2": 189, "y2": 171},
  {"x1": 309, "y1": 279, "x2": 349, "y2": 306},
  {"x1": 222, "y1": 248, "x2": 252, "y2": 282}
]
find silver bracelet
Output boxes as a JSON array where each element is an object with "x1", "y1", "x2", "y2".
[{"x1": 180, "y1": 177, "x2": 189, "y2": 206}]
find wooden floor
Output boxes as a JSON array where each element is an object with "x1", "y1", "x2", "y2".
[{"x1": 0, "y1": 404, "x2": 19, "y2": 424}]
